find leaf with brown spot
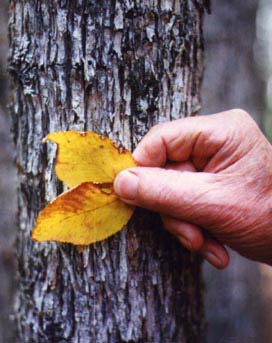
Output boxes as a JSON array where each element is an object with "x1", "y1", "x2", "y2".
[{"x1": 45, "y1": 131, "x2": 136, "y2": 188}]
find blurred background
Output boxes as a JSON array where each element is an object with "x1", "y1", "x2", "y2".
[
  {"x1": 0, "y1": 1, "x2": 17, "y2": 343},
  {"x1": 1, "y1": 0, "x2": 272, "y2": 342},
  {"x1": 202, "y1": 1, "x2": 272, "y2": 342}
]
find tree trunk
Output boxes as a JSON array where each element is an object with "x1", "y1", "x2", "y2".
[{"x1": 9, "y1": 1, "x2": 208, "y2": 342}]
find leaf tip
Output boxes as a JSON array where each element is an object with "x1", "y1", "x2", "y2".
[{"x1": 30, "y1": 230, "x2": 39, "y2": 242}]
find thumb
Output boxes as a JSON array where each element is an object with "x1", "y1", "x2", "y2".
[{"x1": 114, "y1": 167, "x2": 222, "y2": 223}]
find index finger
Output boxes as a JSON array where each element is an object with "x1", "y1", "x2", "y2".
[{"x1": 133, "y1": 110, "x2": 244, "y2": 168}]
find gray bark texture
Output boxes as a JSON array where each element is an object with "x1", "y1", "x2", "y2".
[
  {"x1": 9, "y1": 1, "x2": 209, "y2": 342},
  {"x1": 0, "y1": 109, "x2": 17, "y2": 343},
  {"x1": 0, "y1": 1, "x2": 17, "y2": 343},
  {"x1": 202, "y1": 1, "x2": 267, "y2": 343}
]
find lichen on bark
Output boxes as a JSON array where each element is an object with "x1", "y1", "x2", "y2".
[{"x1": 9, "y1": 0, "x2": 208, "y2": 342}]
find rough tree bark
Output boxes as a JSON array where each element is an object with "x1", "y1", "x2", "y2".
[{"x1": 9, "y1": 1, "x2": 208, "y2": 342}]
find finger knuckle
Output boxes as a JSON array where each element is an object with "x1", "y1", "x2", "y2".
[
  {"x1": 229, "y1": 109, "x2": 259, "y2": 134},
  {"x1": 149, "y1": 122, "x2": 164, "y2": 135},
  {"x1": 191, "y1": 239, "x2": 204, "y2": 252},
  {"x1": 231, "y1": 108, "x2": 250, "y2": 117},
  {"x1": 141, "y1": 139, "x2": 159, "y2": 162},
  {"x1": 230, "y1": 108, "x2": 253, "y2": 124}
]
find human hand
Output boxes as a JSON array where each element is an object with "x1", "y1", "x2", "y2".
[{"x1": 114, "y1": 109, "x2": 272, "y2": 269}]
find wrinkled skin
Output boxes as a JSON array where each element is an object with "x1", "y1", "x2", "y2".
[{"x1": 114, "y1": 109, "x2": 272, "y2": 269}]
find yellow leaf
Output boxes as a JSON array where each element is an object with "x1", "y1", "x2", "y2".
[
  {"x1": 45, "y1": 131, "x2": 136, "y2": 188},
  {"x1": 32, "y1": 182, "x2": 134, "y2": 245},
  {"x1": 32, "y1": 131, "x2": 136, "y2": 246}
]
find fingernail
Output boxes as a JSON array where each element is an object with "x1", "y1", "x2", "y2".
[
  {"x1": 114, "y1": 170, "x2": 139, "y2": 200},
  {"x1": 177, "y1": 235, "x2": 192, "y2": 250},
  {"x1": 203, "y1": 251, "x2": 223, "y2": 269}
]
